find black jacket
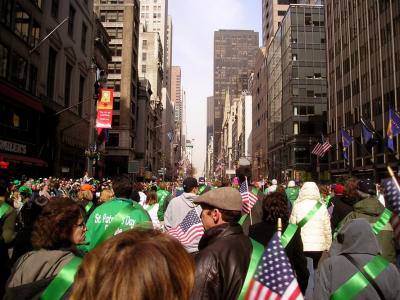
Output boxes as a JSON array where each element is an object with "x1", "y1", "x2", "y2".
[
  {"x1": 249, "y1": 221, "x2": 309, "y2": 294},
  {"x1": 190, "y1": 223, "x2": 252, "y2": 300}
]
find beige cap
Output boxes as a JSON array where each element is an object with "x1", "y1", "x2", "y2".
[{"x1": 194, "y1": 187, "x2": 242, "y2": 211}]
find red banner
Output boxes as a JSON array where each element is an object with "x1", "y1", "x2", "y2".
[{"x1": 96, "y1": 89, "x2": 113, "y2": 129}]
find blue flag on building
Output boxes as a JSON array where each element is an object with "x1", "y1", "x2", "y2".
[
  {"x1": 387, "y1": 108, "x2": 400, "y2": 152},
  {"x1": 340, "y1": 128, "x2": 353, "y2": 161},
  {"x1": 361, "y1": 117, "x2": 373, "y2": 144}
]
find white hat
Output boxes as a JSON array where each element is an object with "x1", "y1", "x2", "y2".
[
  {"x1": 287, "y1": 180, "x2": 296, "y2": 187},
  {"x1": 271, "y1": 179, "x2": 278, "y2": 185}
]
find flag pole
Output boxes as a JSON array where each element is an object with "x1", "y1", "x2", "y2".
[
  {"x1": 387, "y1": 166, "x2": 400, "y2": 191},
  {"x1": 277, "y1": 218, "x2": 282, "y2": 239}
]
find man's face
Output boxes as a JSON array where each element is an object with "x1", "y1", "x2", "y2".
[{"x1": 200, "y1": 208, "x2": 218, "y2": 230}]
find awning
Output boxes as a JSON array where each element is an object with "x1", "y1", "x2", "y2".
[
  {"x1": 0, "y1": 152, "x2": 48, "y2": 167},
  {"x1": 0, "y1": 82, "x2": 45, "y2": 113}
]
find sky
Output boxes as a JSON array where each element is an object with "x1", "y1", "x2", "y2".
[{"x1": 169, "y1": 0, "x2": 262, "y2": 177}]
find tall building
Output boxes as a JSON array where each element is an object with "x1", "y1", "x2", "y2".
[
  {"x1": 267, "y1": 4, "x2": 327, "y2": 182},
  {"x1": 95, "y1": 0, "x2": 141, "y2": 175},
  {"x1": 326, "y1": 0, "x2": 400, "y2": 180},
  {"x1": 170, "y1": 66, "x2": 182, "y2": 172},
  {"x1": 213, "y1": 30, "x2": 259, "y2": 172},
  {"x1": 165, "y1": 15, "x2": 173, "y2": 91},
  {"x1": 0, "y1": 0, "x2": 100, "y2": 177},
  {"x1": 262, "y1": 0, "x2": 290, "y2": 47},
  {"x1": 206, "y1": 96, "x2": 214, "y2": 148},
  {"x1": 139, "y1": 0, "x2": 168, "y2": 72},
  {"x1": 252, "y1": 47, "x2": 268, "y2": 179}
]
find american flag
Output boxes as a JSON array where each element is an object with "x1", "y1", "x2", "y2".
[
  {"x1": 246, "y1": 233, "x2": 303, "y2": 300},
  {"x1": 382, "y1": 177, "x2": 400, "y2": 247},
  {"x1": 240, "y1": 178, "x2": 258, "y2": 214},
  {"x1": 167, "y1": 208, "x2": 204, "y2": 246},
  {"x1": 311, "y1": 141, "x2": 332, "y2": 157}
]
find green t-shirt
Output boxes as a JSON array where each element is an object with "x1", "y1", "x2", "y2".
[
  {"x1": 81, "y1": 198, "x2": 152, "y2": 252},
  {"x1": 156, "y1": 189, "x2": 171, "y2": 222}
]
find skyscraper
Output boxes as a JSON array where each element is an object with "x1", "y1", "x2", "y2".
[
  {"x1": 326, "y1": 0, "x2": 400, "y2": 179},
  {"x1": 139, "y1": 0, "x2": 169, "y2": 72},
  {"x1": 95, "y1": 0, "x2": 141, "y2": 175},
  {"x1": 262, "y1": 0, "x2": 290, "y2": 47},
  {"x1": 213, "y1": 30, "x2": 259, "y2": 171}
]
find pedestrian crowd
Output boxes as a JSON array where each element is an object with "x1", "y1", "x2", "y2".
[{"x1": 1, "y1": 161, "x2": 400, "y2": 299}]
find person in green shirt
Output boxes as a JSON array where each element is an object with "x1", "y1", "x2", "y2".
[
  {"x1": 155, "y1": 182, "x2": 172, "y2": 222},
  {"x1": 82, "y1": 175, "x2": 152, "y2": 252},
  {"x1": 285, "y1": 180, "x2": 300, "y2": 206}
]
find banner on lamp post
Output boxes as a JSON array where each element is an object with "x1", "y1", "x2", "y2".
[{"x1": 95, "y1": 88, "x2": 113, "y2": 128}]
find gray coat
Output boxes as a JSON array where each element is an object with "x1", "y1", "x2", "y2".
[
  {"x1": 313, "y1": 219, "x2": 400, "y2": 300},
  {"x1": 164, "y1": 192, "x2": 201, "y2": 253}
]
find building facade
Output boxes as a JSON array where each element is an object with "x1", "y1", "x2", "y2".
[
  {"x1": 252, "y1": 47, "x2": 268, "y2": 179},
  {"x1": 262, "y1": 0, "x2": 291, "y2": 47},
  {"x1": 0, "y1": 0, "x2": 100, "y2": 177},
  {"x1": 95, "y1": 0, "x2": 140, "y2": 176},
  {"x1": 326, "y1": 0, "x2": 400, "y2": 180},
  {"x1": 267, "y1": 4, "x2": 327, "y2": 182},
  {"x1": 213, "y1": 30, "x2": 259, "y2": 173}
]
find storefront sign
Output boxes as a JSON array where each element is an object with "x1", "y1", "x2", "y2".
[
  {"x1": 0, "y1": 139, "x2": 27, "y2": 154},
  {"x1": 96, "y1": 89, "x2": 114, "y2": 128}
]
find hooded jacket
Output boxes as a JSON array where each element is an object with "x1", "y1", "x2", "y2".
[
  {"x1": 164, "y1": 192, "x2": 201, "y2": 253},
  {"x1": 338, "y1": 194, "x2": 396, "y2": 263},
  {"x1": 5, "y1": 249, "x2": 76, "y2": 300},
  {"x1": 313, "y1": 219, "x2": 400, "y2": 300},
  {"x1": 289, "y1": 182, "x2": 332, "y2": 252},
  {"x1": 190, "y1": 223, "x2": 251, "y2": 300}
]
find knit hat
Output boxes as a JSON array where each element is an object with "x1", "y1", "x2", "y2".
[
  {"x1": 271, "y1": 179, "x2": 278, "y2": 185},
  {"x1": 81, "y1": 184, "x2": 95, "y2": 192},
  {"x1": 333, "y1": 183, "x2": 344, "y2": 195}
]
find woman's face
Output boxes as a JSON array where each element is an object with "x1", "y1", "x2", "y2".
[{"x1": 71, "y1": 216, "x2": 87, "y2": 245}]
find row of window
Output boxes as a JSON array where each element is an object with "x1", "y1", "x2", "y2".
[
  {"x1": 46, "y1": 47, "x2": 85, "y2": 116},
  {"x1": 0, "y1": 43, "x2": 37, "y2": 94}
]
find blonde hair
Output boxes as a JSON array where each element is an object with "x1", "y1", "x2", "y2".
[
  {"x1": 70, "y1": 229, "x2": 195, "y2": 300},
  {"x1": 77, "y1": 190, "x2": 93, "y2": 202},
  {"x1": 99, "y1": 189, "x2": 114, "y2": 203}
]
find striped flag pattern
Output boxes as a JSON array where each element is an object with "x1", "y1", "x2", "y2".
[
  {"x1": 167, "y1": 208, "x2": 204, "y2": 246},
  {"x1": 382, "y1": 177, "x2": 400, "y2": 247},
  {"x1": 311, "y1": 141, "x2": 332, "y2": 157},
  {"x1": 240, "y1": 178, "x2": 258, "y2": 214},
  {"x1": 245, "y1": 233, "x2": 303, "y2": 300}
]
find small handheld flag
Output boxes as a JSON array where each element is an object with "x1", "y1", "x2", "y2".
[
  {"x1": 240, "y1": 178, "x2": 258, "y2": 214},
  {"x1": 245, "y1": 233, "x2": 303, "y2": 300}
]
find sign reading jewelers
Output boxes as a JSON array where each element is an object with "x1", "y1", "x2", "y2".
[
  {"x1": 0, "y1": 139, "x2": 27, "y2": 154},
  {"x1": 95, "y1": 88, "x2": 114, "y2": 128}
]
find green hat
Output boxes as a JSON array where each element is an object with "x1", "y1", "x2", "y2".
[
  {"x1": 13, "y1": 180, "x2": 21, "y2": 187},
  {"x1": 18, "y1": 186, "x2": 32, "y2": 195}
]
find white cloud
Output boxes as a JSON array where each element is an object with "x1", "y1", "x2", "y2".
[{"x1": 170, "y1": 0, "x2": 261, "y2": 177}]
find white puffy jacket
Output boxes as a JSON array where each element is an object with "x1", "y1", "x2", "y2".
[{"x1": 289, "y1": 182, "x2": 332, "y2": 252}]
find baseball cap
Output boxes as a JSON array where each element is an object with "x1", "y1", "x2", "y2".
[
  {"x1": 183, "y1": 177, "x2": 198, "y2": 192},
  {"x1": 198, "y1": 177, "x2": 206, "y2": 185},
  {"x1": 287, "y1": 180, "x2": 296, "y2": 188},
  {"x1": 194, "y1": 187, "x2": 242, "y2": 211}
]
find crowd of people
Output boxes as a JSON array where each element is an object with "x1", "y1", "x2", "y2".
[{"x1": 1, "y1": 160, "x2": 400, "y2": 299}]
